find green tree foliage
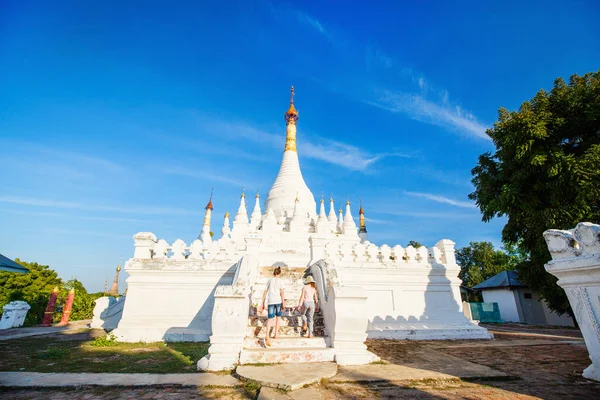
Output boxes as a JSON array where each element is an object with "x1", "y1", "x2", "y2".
[
  {"x1": 0, "y1": 259, "x2": 62, "y2": 325},
  {"x1": 456, "y1": 242, "x2": 524, "y2": 288},
  {"x1": 0, "y1": 259, "x2": 103, "y2": 325},
  {"x1": 407, "y1": 241, "x2": 423, "y2": 248},
  {"x1": 469, "y1": 70, "x2": 600, "y2": 314}
]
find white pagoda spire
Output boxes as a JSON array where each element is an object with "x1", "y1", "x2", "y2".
[
  {"x1": 318, "y1": 194, "x2": 326, "y2": 219},
  {"x1": 199, "y1": 191, "x2": 214, "y2": 244},
  {"x1": 337, "y1": 207, "x2": 344, "y2": 234},
  {"x1": 250, "y1": 191, "x2": 262, "y2": 230},
  {"x1": 328, "y1": 195, "x2": 337, "y2": 222},
  {"x1": 343, "y1": 200, "x2": 357, "y2": 236},
  {"x1": 231, "y1": 189, "x2": 249, "y2": 241},
  {"x1": 221, "y1": 212, "x2": 231, "y2": 239},
  {"x1": 265, "y1": 86, "x2": 316, "y2": 220},
  {"x1": 316, "y1": 195, "x2": 329, "y2": 234},
  {"x1": 234, "y1": 189, "x2": 248, "y2": 224}
]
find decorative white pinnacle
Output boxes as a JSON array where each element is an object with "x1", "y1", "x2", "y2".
[
  {"x1": 344, "y1": 201, "x2": 356, "y2": 227},
  {"x1": 318, "y1": 197, "x2": 327, "y2": 220},
  {"x1": 337, "y1": 208, "x2": 344, "y2": 233},
  {"x1": 234, "y1": 191, "x2": 248, "y2": 224},
  {"x1": 221, "y1": 212, "x2": 231, "y2": 239},
  {"x1": 250, "y1": 192, "x2": 262, "y2": 229}
]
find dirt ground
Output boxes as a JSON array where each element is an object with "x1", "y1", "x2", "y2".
[{"x1": 2, "y1": 324, "x2": 600, "y2": 399}]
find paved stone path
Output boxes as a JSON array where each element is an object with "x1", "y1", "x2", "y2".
[
  {"x1": 0, "y1": 372, "x2": 240, "y2": 387},
  {"x1": 0, "y1": 320, "x2": 91, "y2": 340},
  {"x1": 237, "y1": 363, "x2": 338, "y2": 390}
]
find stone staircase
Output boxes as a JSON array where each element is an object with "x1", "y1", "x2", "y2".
[{"x1": 239, "y1": 266, "x2": 334, "y2": 364}]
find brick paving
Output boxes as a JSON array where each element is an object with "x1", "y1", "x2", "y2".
[{"x1": 2, "y1": 325, "x2": 600, "y2": 399}]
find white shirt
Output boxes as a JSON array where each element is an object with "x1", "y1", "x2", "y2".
[{"x1": 265, "y1": 277, "x2": 284, "y2": 305}]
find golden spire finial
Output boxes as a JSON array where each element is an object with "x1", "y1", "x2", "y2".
[
  {"x1": 241, "y1": 187, "x2": 245, "y2": 198},
  {"x1": 205, "y1": 188, "x2": 214, "y2": 210},
  {"x1": 284, "y1": 85, "x2": 299, "y2": 125},
  {"x1": 224, "y1": 211, "x2": 229, "y2": 218},
  {"x1": 330, "y1": 193, "x2": 333, "y2": 202},
  {"x1": 320, "y1": 192, "x2": 324, "y2": 203},
  {"x1": 359, "y1": 198, "x2": 367, "y2": 231},
  {"x1": 255, "y1": 190, "x2": 260, "y2": 199},
  {"x1": 295, "y1": 191, "x2": 299, "y2": 202}
]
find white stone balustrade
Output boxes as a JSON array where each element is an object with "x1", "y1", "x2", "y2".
[
  {"x1": 132, "y1": 233, "x2": 237, "y2": 261},
  {"x1": 544, "y1": 222, "x2": 600, "y2": 382}
]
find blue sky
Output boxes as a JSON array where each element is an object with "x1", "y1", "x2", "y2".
[{"x1": 1, "y1": 1, "x2": 599, "y2": 292}]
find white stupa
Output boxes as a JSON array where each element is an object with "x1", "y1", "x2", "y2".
[
  {"x1": 105, "y1": 87, "x2": 491, "y2": 371},
  {"x1": 265, "y1": 86, "x2": 317, "y2": 220}
]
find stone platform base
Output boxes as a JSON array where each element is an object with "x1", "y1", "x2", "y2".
[
  {"x1": 367, "y1": 323, "x2": 493, "y2": 340},
  {"x1": 239, "y1": 347, "x2": 335, "y2": 364},
  {"x1": 236, "y1": 362, "x2": 338, "y2": 391}
]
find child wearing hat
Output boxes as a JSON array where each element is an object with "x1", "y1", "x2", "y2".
[{"x1": 296, "y1": 276, "x2": 319, "y2": 338}]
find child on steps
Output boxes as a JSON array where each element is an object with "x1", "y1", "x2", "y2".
[{"x1": 296, "y1": 276, "x2": 319, "y2": 338}]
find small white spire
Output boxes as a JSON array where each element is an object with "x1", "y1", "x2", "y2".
[
  {"x1": 262, "y1": 207, "x2": 278, "y2": 231},
  {"x1": 343, "y1": 200, "x2": 357, "y2": 235},
  {"x1": 328, "y1": 195, "x2": 337, "y2": 224},
  {"x1": 318, "y1": 196, "x2": 326, "y2": 219},
  {"x1": 250, "y1": 191, "x2": 262, "y2": 229},
  {"x1": 221, "y1": 212, "x2": 231, "y2": 239},
  {"x1": 337, "y1": 207, "x2": 344, "y2": 233},
  {"x1": 292, "y1": 193, "x2": 301, "y2": 219},
  {"x1": 234, "y1": 189, "x2": 248, "y2": 224}
]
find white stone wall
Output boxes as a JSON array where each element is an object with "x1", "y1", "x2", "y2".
[{"x1": 482, "y1": 289, "x2": 520, "y2": 322}]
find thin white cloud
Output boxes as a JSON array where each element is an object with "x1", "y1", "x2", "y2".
[
  {"x1": 404, "y1": 191, "x2": 477, "y2": 209},
  {"x1": 296, "y1": 11, "x2": 326, "y2": 35},
  {"x1": 288, "y1": 9, "x2": 490, "y2": 141},
  {"x1": 369, "y1": 90, "x2": 490, "y2": 141},
  {"x1": 364, "y1": 217, "x2": 394, "y2": 225},
  {"x1": 0, "y1": 195, "x2": 198, "y2": 216},
  {"x1": 379, "y1": 210, "x2": 478, "y2": 219},
  {"x1": 195, "y1": 115, "x2": 408, "y2": 172}
]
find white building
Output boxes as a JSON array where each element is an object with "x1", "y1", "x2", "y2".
[
  {"x1": 473, "y1": 270, "x2": 574, "y2": 326},
  {"x1": 99, "y1": 87, "x2": 492, "y2": 370}
]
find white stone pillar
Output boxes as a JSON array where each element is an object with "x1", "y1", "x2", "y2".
[
  {"x1": 332, "y1": 286, "x2": 379, "y2": 365},
  {"x1": 309, "y1": 236, "x2": 328, "y2": 262},
  {"x1": 544, "y1": 222, "x2": 600, "y2": 381},
  {"x1": 197, "y1": 285, "x2": 250, "y2": 371},
  {"x1": 133, "y1": 232, "x2": 157, "y2": 259}
]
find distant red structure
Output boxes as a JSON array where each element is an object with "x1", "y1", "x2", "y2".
[
  {"x1": 41, "y1": 287, "x2": 59, "y2": 326},
  {"x1": 57, "y1": 288, "x2": 75, "y2": 326}
]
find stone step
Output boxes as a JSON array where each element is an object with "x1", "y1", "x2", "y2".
[
  {"x1": 248, "y1": 315, "x2": 323, "y2": 328},
  {"x1": 246, "y1": 325, "x2": 326, "y2": 338},
  {"x1": 243, "y1": 336, "x2": 327, "y2": 349},
  {"x1": 239, "y1": 347, "x2": 335, "y2": 365}
]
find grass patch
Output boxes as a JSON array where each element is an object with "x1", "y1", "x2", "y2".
[
  {"x1": 370, "y1": 359, "x2": 389, "y2": 365},
  {"x1": 0, "y1": 331, "x2": 210, "y2": 374},
  {"x1": 243, "y1": 362, "x2": 275, "y2": 367},
  {"x1": 242, "y1": 379, "x2": 261, "y2": 398}
]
